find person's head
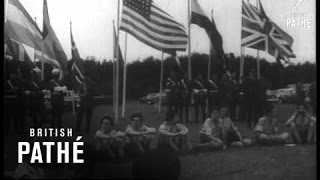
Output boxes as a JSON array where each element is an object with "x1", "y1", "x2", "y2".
[
  {"x1": 100, "y1": 116, "x2": 113, "y2": 132},
  {"x1": 210, "y1": 108, "x2": 220, "y2": 122},
  {"x1": 264, "y1": 103, "x2": 275, "y2": 117},
  {"x1": 131, "y1": 113, "x2": 143, "y2": 128},
  {"x1": 52, "y1": 68, "x2": 60, "y2": 79},
  {"x1": 297, "y1": 104, "x2": 308, "y2": 115},
  {"x1": 165, "y1": 110, "x2": 179, "y2": 125},
  {"x1": 219, "y1": 106, "x2": 229, "y2": 118},
  {"x1": 31, "y1": 68, "x2": 41, "y2": 80}
]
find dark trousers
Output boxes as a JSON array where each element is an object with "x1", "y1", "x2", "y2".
[
  {"x1": 207, "y1": 93, "x2": 219, "y2": 116},
  {"x1": 179, "y1": 94, "x2": 190, "y2": 123},
  {"x1": 51, "y1": 95, "x2": 64, "y2": 128},
  {"x1": 76, "y1": 104, "x2": 93, "y2": 132},
  {"x1": 245, "y1": 103, "x2": 259, "y2": 128},
  {"x1": 30, "y1": 101, "x2": 46, "y2": 128},
  {"x1": 194, "y1": 97, "x2": 206, "y2": 123},
  {"x1": 4, "y1": 99, "x2": 24, "y2": 135}
]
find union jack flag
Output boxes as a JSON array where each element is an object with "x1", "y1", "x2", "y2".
[{"x1": 241, "y1": 0, "x2": 295, "y2": 63}]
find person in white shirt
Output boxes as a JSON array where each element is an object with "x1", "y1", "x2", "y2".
[
  {"x1": 158, "y1": 110, "x2": 192, "y2": 152},
  {"x1": 285, "y1": 104, "x2": 316, "y2": 144},
  {"x1": 125, "y1": 113, "x2": 156, "y2": 155},
  {"x1": 95, "y1": 116, "x2": 127, "y2": 160},
  {"x1": 199, "y1": 108, "x2": 225, "y2": 150}
]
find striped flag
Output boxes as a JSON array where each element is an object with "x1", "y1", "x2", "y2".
[
  {"x1": 120, "y1": 0, "x2": 188, "y2": 55},
  {"x1": 241, "y1": 0, "x2": 295, "y2": 62},
  {"x1": 70, "y1": 22, "x2": 85, "y2": 89},
  {"x1": 4, "y1": 0, "x2": 67, "y2": 78},
  {"x1": 191, "y1": 0, "x2": 226, "y2": 77},
  {"x1": 43, "y1": 0, "x2": 68, "y2": 79}
]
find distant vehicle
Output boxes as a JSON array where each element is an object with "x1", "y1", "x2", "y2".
[
  {"x1": 275, "y1": 88, "x2": 296, "y2": 103},
  {"x1": 43, "y1": 90, "x2": 80, "y2": 111},
  {"x1": 266, "y1": 89, "x2": 278, "y2": 102},
  {"x1": 139, "y1": 92, "x2": 167, "y2": 105}
]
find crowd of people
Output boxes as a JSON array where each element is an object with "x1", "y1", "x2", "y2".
[{"x1": 4, "y1": 65, "x2": 96, "y2": 136}]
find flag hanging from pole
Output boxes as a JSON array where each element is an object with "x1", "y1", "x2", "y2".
[
  {"x1": 120, "y1": 0, "x2": 188, "y2": 55},
  {"x1": 43, "y1": 0, "x2": 68, "y2": 79},
  {"x1": 113, "y1": 23, "x2": 124, "y2": 102},
  {"x1": 191, "y1": 0, "x2": 226, "y2": 77},
  {"x1": 70, "y1": 22, "x2": 85, "y2": 90},
  {"x1": 241, "y1": 0, "x2": 295, "y2": 64}
]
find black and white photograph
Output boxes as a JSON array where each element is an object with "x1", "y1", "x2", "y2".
[{"x1": 3, "y1": 0, "x2": 316, "y2": 179}]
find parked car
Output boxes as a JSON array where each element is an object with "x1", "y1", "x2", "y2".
[
  {"x1": 275, "y1": 88, "x2": 296, "y2": 103},
  {"x1": 139, "y1": 92, "x2": 167, "y2": 105}
]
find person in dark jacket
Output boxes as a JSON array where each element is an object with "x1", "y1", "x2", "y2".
[
  {"x1": 76, "y1": 76, "x2": 95, "y2": 132},
  {"x1": 48, "y1": 69, "x2": 67, "y2": 128},
  {"x1": 26, "y1": 68, "x2": 46, "y2": 128},
  {"x1": 192, "y1": 73, "x2": 207, "y2": 123}
]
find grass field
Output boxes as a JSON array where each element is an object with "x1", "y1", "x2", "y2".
[{"x1": 4, "y1": 102, "x2": 316, "y2": 179}]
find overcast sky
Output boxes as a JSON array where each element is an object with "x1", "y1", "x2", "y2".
[{"x1": 19, "y1": 0, "x2": 315, "y2": 64}]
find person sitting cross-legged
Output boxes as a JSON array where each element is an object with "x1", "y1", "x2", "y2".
[
  {"x1": 254, "y1": 103, "x2": 289, "y2": 145},
  {"x1": 198, "y1": 108, "x2": 225, "y2": 150},
  {"x1": 125, "y1": 113, "x2": 157, "y2": 156},
  {"x1": 95, "y1": 116, "x2": 127, "y2": 161},
  {"x1": 158, "y1": 110, "x2": 193, "y2": 153},
  {"x1": 220, "y1": 106, "x2": 252, "y2": 147},
  {"x1": 285, "y1": 104, "x2": 316, "y2": 144}
]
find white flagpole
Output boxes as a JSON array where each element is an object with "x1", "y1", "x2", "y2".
[
  {"x1": 41, "y1": 41, "x2": 45, "y2": 80},
  {"x1": 188, "y1": 0, "x2": 192, "y2": 81},
  {"x1": 4, "y1": 0, "x2": 8, "y2": 23},
  {"x1": 112, "y1": 20, "x2": 116, "y2": 113},
  {"x1": 188, "y1": 0, "x2": 193, "y2": 122},
  {"x1": 121, "y1": 32, "x2": 128, "y2": 119},
  {"x1": 240, "y1": 47, "x2": 245, "y2": 83},
  {"x1": 256, "y1": 0, "x2": 260, "y2": 80},
  {"x1": 158, "y1": 52, "x2": 164, "y2": 113},
  {"x1": 207, "y1": 9, "x2": 213, "y2": 81},
  {"x1": 115, "y1": 0, "x2": 121, "y2": 124}
]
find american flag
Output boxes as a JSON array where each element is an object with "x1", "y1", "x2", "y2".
[
  {"x1": 241, "y1": 0, "x2": 295, "y2": 61},
  {"x1": 70, "y1": 22, "x2": 85, "y2": 86},
  {"x1": 120, "y1": 0, "x2": 188, "y2": 55}
]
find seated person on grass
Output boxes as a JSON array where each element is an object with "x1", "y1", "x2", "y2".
[
  {"x1": 199, "y1": 108, "x2": 225, "y2": 150},
  {"x1": 125, "y1": 113, "x2": 156, "y2": 155},
  {"x1": 254, "y1": 104, "x2": 289, "y2": 145},
  {"x1": 285, "y1": 104, "x2": 316, "y2": 144},
  {"x1": 220, "y1": 106, "x2": 252, "y2": 147},
  {"x1": 95, "y1": 116, "x2": 127, "y2": 160},
  {"x1": 158, "y1": 110, "x2": 193, "y2": 152}
]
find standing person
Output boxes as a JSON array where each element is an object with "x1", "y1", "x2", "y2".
[
  {"x1": 219, "y1": 106, "x2": 252, "y2": 147},
  {"x1": 192, "y1": 73, "x2": 207, "y2": 123},
  {"x1": 243, "y1": 70, "x2": 260, "y2": 129},
  {"x1": 164, "y1": 72, "x2": 179, "y2": 113},
  {"x1": 178, "y1": 73, "x2": 191, "y2": 123},
  {"x1": 308, "y1": 82, "x2": 316, "y2": 116},
  {"x1": 49, "y1": 69, "x2": 67, "y2": 128},
  {"x1": 15, "y1": 67, "x2": 28, "y2": 134},
  {"x1": 285, "y1": 104, "x2": 316, "y2": 144},
  {"x1": 158, "y1": 110, "x2": 193, "y2": 152},
  {"x1": 254, "y1": 103, "x2": 289, "y2": 145},
  {"x1": 219, "y1": 72, "x2": 234, "y2": 120},
  {"x1": 4, "y1": 73, "x2": 22, "y2": 135},
  {"x1": 76, "y1": 77, "x2": 95, "y2": 132},
  {"x1": 206, "y1": 74, "x2": 219, "y2": 116},
  {"x1": 295, "y1": 80, "x2": 306, "y2": 106},
  {"x1": 26, "y1": 68, "x2": 46, "y2": 128},
  {"x1": 125, "y1": 113, "x2": 156, "y2": 155},
  {"x1": 238, "y1": 75, "x2": 247, "y2": 122}
]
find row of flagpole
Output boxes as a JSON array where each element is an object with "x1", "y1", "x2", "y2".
[{"x1": 112, "y1": 0, "x2": 263, "y2": 124}]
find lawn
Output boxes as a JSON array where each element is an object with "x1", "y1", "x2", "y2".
[{"x1": 4, "y1": 102, "x2": 316, "y2": 179}]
